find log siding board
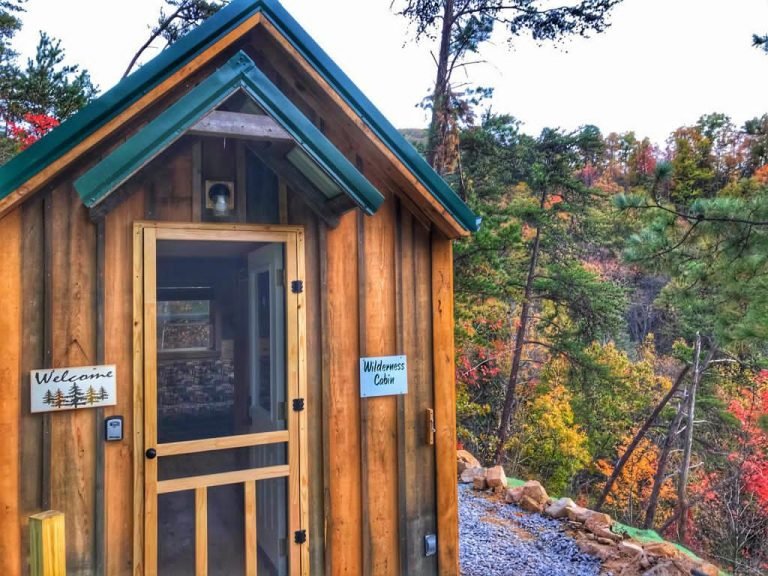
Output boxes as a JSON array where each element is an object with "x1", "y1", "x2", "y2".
[
  {"x1": 397, "y1": 207, "x2": 438, "y2": 573},
  {"x1": 0, "y1": 209, "x2": 22, "y2": 576},
  {"x1": 48, "y1": 185, "x2": 98, "y2": 575},
  {"x1": 431, "y1": 233, "x2": 459, "y2": 575},
  {"x1": 323, "y1": 211, "x2": 363, "y2": 574},
  {"x1": 20, "y1": 197, "x2": 46, "y2": 576},
  {"x1": 105, "y1": 190, "x2": 144, "y2": 576},
  {"x1": 361, "y1": 201, "x2": 399, "y2": 575}
]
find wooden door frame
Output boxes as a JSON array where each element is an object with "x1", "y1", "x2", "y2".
[{"x1": 132, "y1": 221, "x2": 309, "y2": 576}]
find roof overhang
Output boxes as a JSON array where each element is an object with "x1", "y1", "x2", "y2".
[
  {"x1": 0, "y1": 0, "x2": 479, "y2": 237},
  {"x1": 75, "y1": 51, "x2": 384, "y2": 218}
]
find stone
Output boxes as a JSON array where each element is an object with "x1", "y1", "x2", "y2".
[
  {"x1": 641, "y1": 561, "x2": 687, "y2": 576},
  {"x1": 519, "y1": 494, "x2": 544, "y2": 513},
  {"x1": 584, "y1": 511, "x2": 613, "y2": 527},
  {"x1": 505, "y1": 487, "x2": 523, "y2": 504},
  {"x1": 643, "y1": 542, "x2": 682, "y2": 560},
  {"x1": 691, "y1": 562, "x2": 720, "y2": 576},
  {"x1": 486, "y1": 465, "x2": 507, "y2": 488},
  {"x1": 520, "y1": 480, "x2": 549, "y2": 509},
  {"x1": 618, "y1": 541, "x2": 645, "y2": 557},
  {"x1": 460, "y1": 466, "x2": 484, "y2": 483},
  {"x1": 576, "y1": 540, "x2": 616, "y2": 562},
  {"x1": 585, "y1": 513, "x2": 620, "y2": 542},
  {"x1": 473, "y1": 475, "x2": 488, "y2": 490},
  {"x1": 543, "y1": 497, "x2": 576, "y2": 519},
  {"x1": 596, "y1": 537, "x2": 616, "y2": 546},
  {"x1": 565, "y1": 504, "x2": 591, "y2": 523},
  {"x1": 457, "y1": 449, "x2": 480, "y2": 475}
]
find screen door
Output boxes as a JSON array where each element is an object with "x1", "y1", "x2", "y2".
[{"x1": 136, "y1": 224, "x2": 307, "y2": 576}]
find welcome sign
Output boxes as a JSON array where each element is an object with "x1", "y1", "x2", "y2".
[
  {"x1": 30, "y1": 365, "x2": 117, "y2": 413},
  {"x1": 360, "y1": 355, "x2": 407, "y2": 398}
]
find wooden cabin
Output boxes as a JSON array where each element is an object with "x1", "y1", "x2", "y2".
[{"x1": 0, "y1": 1, "x2": 478, "y2": 574}]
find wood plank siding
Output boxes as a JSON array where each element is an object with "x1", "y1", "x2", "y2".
[
  {"x1": 1, "y1": 25, "x2": 462, "y2": 575},
  {"x1": 0, "y1": 209, "x2": 22, "y2": 575}
]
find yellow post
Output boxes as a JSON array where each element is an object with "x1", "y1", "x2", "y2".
[{"x1": 29, "y1": 511, "x2": 66, "y2": 576}]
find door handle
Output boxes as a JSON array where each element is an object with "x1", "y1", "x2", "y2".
[
  {"x1": 426, "y1": 409, "x2": 435, "y2": 446},
  {"x1": 146, "y1": 448, "x2": 157, "y2": 459}
]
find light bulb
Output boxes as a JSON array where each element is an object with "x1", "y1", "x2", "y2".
[{"x1": 212, "y1": 193, "x2": 229, "y2": 217}]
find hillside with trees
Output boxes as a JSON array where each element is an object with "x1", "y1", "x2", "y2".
[{"x1": 451, "y1": 112, "x2": 768, "y2": 574}]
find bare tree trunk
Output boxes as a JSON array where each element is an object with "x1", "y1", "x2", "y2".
[
  {"x1": 594, "y1": 364, "x2": 691, "y2": 511},
  {"x1": 677, "y1": 332, "x2": 702, "y2": 543},
  {"x1": 643, "y1": 394, "x2": 686, "y2": 529},
  {"x1": 123, "y1": 2, "x2": 187, "y2": 78},
  {"x1": 426, "y1": 0, "x2": 455, "y2": 174},
  {"x1": 493, "y1": 192, "x2": 545, "y2": 465}
]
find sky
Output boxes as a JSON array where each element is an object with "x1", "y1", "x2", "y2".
[{"x1": 11, "y1": 0, "x2": 768, "y2": 145}]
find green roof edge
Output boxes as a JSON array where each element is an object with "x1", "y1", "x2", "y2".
[
  {"x1": 75, "y1": 51, "x2": 384, "y2": 215},
  {"x1": 256, "y1": 0, "x2": 479, "y2": 232},
  {"x1": 0, "y1": 0, "x2": 261, "y2": 199},
  {"x1": 0, "y1": 0, "x2": 478, "y2": 232}
]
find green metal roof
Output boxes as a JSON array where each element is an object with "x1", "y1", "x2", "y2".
[
  {"x1": 0, "y1": 0, "x2": 478, "y2": 232},
  {"x1": 75, "y1": 51, "x2": 384, "y2": 214}
]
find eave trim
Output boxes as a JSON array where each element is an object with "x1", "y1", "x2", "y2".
[{"x1": 75, "y1": 51, "x2": 384, "y2": 215}]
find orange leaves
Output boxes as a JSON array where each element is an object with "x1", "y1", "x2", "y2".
[
  {"x1": 596, "y1": 435, "x2": 675, "y2": 523},
  {"x1": 753, "y1": 165, "x2": 768, "y2": 185}
]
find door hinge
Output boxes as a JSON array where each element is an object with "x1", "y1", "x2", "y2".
[
  {"x1": 294, "y1": 529, "x2": 307, "y2": 545},
  {"x1": 293, "y1": 398, "x2": 305, "y2": 412},
  {"x1": 291, "y1": 279, "x2": 304, "y2": 294}
]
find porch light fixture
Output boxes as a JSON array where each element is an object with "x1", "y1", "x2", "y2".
[{"x1": 205, "y1": 180, "x2": 234, "y2": 217}]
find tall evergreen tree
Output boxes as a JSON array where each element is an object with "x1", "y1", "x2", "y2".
[{"x1": 394, "y1": 0, "x2": 623, "y2": 176}]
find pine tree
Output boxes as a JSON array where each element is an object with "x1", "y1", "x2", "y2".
[
  {"x1": 42, "y1": 389, "x2": 54, "y2": 405},
  {"x1": 66, "y1": 382, "x2": 86, "y2": 408},
  {"x1": 394, "y1": 0, "x2": 623, "y2": 175},
  {"x1": 52, "y1": 388, "x2": 65, "y2": 408},
  {"x1": 0, "y1": 6, "x2": 96, "y2": 163},
  {"x1": 98, "y1": 386, "x2": 109, "y2": 401},
  {"x1": 85, "y1": 385, "x2": 98, "y2": 405}
]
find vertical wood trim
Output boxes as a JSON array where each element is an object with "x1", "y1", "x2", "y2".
[
  {"x1": 324, "y1": 211, "x2": 362, "y2": 574},
  {"x1": 195, "y1": 487, "x2": 208, "y2": 576},
  {"x1": 0, "y1": 209, "x2": 22, "y2": 576},
  {"x1": 49, "y1": 185, "x2": 97, "y2": 573},
  {"x1": 29, "y1": 510, "x2": 66, "y2": 576},
  {"x1": 318, "y1": 223, "x2": 332, "y2": 576},
  {"x1": 431, "y1": 233, "x2": 458, "y2": 576},
  {"x1": 94, "y1": 220, "x2": 106, "y2": 576},
  {"x1": 285, "y1": 233, "x2": 302, "y2": 574},
  {"x1": 394, "y1": 201, "x2": 409, "y2": 576},
  {"x1": 42, "y1": 193, "x2": 53, "y2": 512},
  {"x1": 296, "y1": 230, "x2": 310, "y2": 576},
  {"x1": 20, "y1": 197, "x2": 45, "y2": 576},
  {"x1": 132, "y1": 223, "x2": 145, "y2": 576},
  {"x1": 289, "y1": 198, "x2": 324, "y2": 575},
  {"x1": 356, "y1": 211, "x2": 371, "y2": 575},
  {"x1": 279, "y1": 179, "x2": 289, "y2": 224},
  {"x1": 244, "y1": 480, "x2": 257, "y2": 576},
  {"x1": 142, "y1": 227, "x2": 158, "y2": 574},
  {"x1": 106, "y1": 191, "x2": 144, "y2": 576},
  {"x1": 236, "y1": 141, "x2": 247, "y2": 223},
  {"x1": 192, "y1": 141, "x2": 202, "y2": 222},
  {"x1": 361, "y1": 201, "x2": 399, "y2": 575}
]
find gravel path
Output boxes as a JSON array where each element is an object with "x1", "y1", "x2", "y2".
[{"x1": 459, "y1": 484, "x2": 604, "y2": 576}]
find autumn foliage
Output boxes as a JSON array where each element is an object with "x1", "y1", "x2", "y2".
[{"x1": 8, "y1": 112, "x2": 60, "y2": 150}]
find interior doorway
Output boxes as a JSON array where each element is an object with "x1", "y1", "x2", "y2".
[{"x1": 135, "y1": 224, "x2": 307, "y2": 576}]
